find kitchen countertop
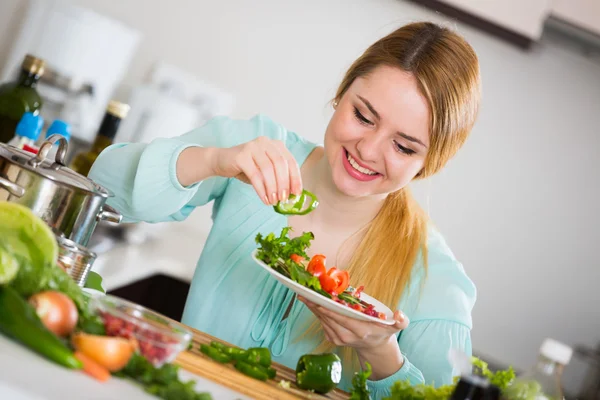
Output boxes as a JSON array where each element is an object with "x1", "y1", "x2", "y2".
[
  {"x1": 91, "y1": 221, "x2": 209, "y2": 292},
  {"x1": 0, "y1": 334, "x2": 250, "y2": 400}
]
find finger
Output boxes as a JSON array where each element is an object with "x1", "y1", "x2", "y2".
[
  {"x1": 237, "y1": 154, "x2": 268, "y2": 205},
  {"x1": 252, "y1": 150, "x2": 278, "y2": 205},
  {"x1": 316, "y1": 315, "x2": 345, "y2": 346},
  {"x1": 393, "y1": 310, "x2": 410, "y2": 330},
  {"x1": 313, "y1": 306, "x2": 368, "y2": 336},
  {"x1": 282, "y1": 146, "x2": 303, "y2": 196},
  {"x1": 266, "y1": 142, "x2": 290, "y2": 202}
]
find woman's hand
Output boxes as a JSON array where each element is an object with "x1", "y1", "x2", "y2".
[
  {"x1": 298, "y1": 296, "x2": 409, "y2": 380},
  {"x1": 211, "y1": 136, "x2": 303, "y2": 205}
]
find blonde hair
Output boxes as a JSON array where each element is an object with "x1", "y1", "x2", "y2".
[{"x1": 301, "y1": 21, "x2": 481, "y2": 377}]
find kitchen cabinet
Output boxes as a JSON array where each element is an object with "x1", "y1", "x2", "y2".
[
  {"x1": 551, "y1": 0, "x2": 600, "y2": 36},
  {"x1": 439, "y1": 0, "x2": 553, "y2": 40}
]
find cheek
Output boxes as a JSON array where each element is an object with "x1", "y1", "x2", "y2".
[
  {"x1": 327, "y1": 111, "x2": 363, "y2": 143},
  {"x1": 385, "y1": 156, "x2": 426, "y2": 186}
]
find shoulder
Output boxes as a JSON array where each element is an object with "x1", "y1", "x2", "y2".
[
  {"x1": 401, "y1": 225, "x2": 477, "y2": 328},
  {"x1": 185, "y1": 114, "x2": 317, "y2": 161}
]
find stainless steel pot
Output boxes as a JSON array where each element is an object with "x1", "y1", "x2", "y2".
[
  {"x1": 0, "y1": 134, "x2": 122, "y2": 246},
  {"x1": 56, "y1": 234, "x2": 97, "y2": 287}
]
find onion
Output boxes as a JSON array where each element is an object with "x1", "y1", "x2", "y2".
[{"x1": 28, "y1": 290, "x2": 78, "y2": 337}]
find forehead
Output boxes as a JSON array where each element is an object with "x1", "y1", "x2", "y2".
[{"x1": 348, "y1": 65, "x2": 431, "y2": 146}]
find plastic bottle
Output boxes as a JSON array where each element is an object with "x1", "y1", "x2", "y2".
[
  {"x1": 504, "y1": 338, "x2": 572, "y2": 400},
  {"x1": 43, "y1": 119, "x2": 71, "y2": 162},
  {"x1": 7, "y1": 112, "x2": 44, "y2": 154}
]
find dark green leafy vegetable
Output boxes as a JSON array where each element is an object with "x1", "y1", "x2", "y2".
[
  {"x1": 115, "y1": 352, "x2": 212, "y2": 400},
  {"x1": 84, "y1": 271, "x2": 105, "y2": 293},
  {"x1": 255, "y1": 227, "x2": 321, "y2": 291},
  {"x1": 384, "y1": 357, "x2": 516, "y2": 400},
  {"x1": 349, "y1": 362, "x2": 372, "y2": 400}
]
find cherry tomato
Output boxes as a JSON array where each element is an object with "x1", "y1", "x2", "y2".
[
  {"x1": 28, "y1": 290, "x2": 78, "y2": 337},
  {"x1": 318, "y1": 272, "x2": 337, "y2": 292},
  {"x1": 327, "y1": 268, "x2": 349, "y2": 295},
  {"x1": 290, "y1": 254, "x2": 304, "y2": 264},
  {"x1": 307, "y1": 254, "x2": 326, "y2": 277}
]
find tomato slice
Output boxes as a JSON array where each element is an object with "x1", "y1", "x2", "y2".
[
  {"x1": 328, "y1": 268, "x2": 349, "y2": 295},
  {"x1": 307, "y1": 254, "x2": 326, "y2": 277},
  {"x1": 290, "y1": 254, "x2": 304, "y2": 264},
  {"x1": 319, "y1": 272, "x2": 337, "y2": 292}
]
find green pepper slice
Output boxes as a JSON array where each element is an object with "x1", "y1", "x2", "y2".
[
  {"x1": 235, "y1": 360, "x2": 269, "y2": 381},
  {"x1": 200, "y1": 343, "x2": 231, "y2": 363},
  {"x1": 296, "y1": 353, "x2": 342, "y2": 394},
  {"x1": 273, "y1": 190, "x2": 319, "y2": 216},
  {"x1": 243, "y1": 347, "x2": 272, "y2": 368}
]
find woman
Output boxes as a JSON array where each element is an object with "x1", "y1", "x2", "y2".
[{"x1": 89, "y1": 21, "x2": 480, "y2": 398}]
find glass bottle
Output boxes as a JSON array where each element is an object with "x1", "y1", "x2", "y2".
[
  {"x1": 7, "y1": 112, "x2": 44, "y2": 154},
  {"x1": 69, "y1": 100, "x2": 130, "y2": 176},
  {"x1": 0, "y1": 54, "x2": 45, "y2": 143},
  {"x1": 504, "y1": 338, "x2": 572, "y2": 400}
]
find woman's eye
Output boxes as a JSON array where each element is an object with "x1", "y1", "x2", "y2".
[
  {"x1": 353, "y1": 107, "x2": 373, "y2": 126},
  {"x1": 394, "y1": 140, "x2": 416, "y2": 156}
]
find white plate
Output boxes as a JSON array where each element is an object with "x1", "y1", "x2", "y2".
[{"x1": 251, "y1": 249, "x2": 395, "y2": 325}]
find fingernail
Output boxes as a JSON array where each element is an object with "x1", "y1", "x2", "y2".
[
  {"x1": 263, "y1": 196, "x2": 270, "y2": 205},
  {"x1": 270, "y1": 192, "x2": 277, "y2": 204},
  {"x1": 280, "y1": 189, "x2": 287, "y2": 202}
]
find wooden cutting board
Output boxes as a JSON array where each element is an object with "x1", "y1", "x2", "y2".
[{"x1": 175, "y1": 326, "x2": 350, "y2": 400}]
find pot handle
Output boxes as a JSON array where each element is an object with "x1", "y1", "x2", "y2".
[
  {"x1": 28, "y1": 134, "x2": 68, "y2": 168},
  {"x1": 0, "y1": 176, "x2": 25, "y2": 197},
  {"x1": 97, "y1": 205, "x2": 123, "y2": 224}
]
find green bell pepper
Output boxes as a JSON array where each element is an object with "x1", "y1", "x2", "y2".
[
  {"x1": 235, "y1": 360, "x2": 269, "y2": 381},
  {"x1": 0, "y1": 286, "x2": 82, "y2": 369},
  {"x1": 296, "y1": 353, "x2": 342, "y2": 394},
  {"x1": 200, "y1": 344, "x2": 231, "y2": 363},
  {"x1": 273, "y1": 190, "x2": 319, "y2": 216},
  {"x1": 242, "y1": 347, "x2": 271, "y2": 368}
]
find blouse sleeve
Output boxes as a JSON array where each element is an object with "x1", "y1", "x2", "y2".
[{"x1": 88, "y1": 114, "x2": 304, "y2": 224}]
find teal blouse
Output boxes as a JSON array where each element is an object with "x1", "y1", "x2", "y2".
[{"x1": 88, "y1": 114, "x2": 477, "y2": 399}]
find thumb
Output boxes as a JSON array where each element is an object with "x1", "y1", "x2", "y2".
[{"x1": 393, "y1": 310, "x2": 410, "y2": 330}]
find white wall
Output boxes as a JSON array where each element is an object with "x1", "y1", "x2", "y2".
[{"x1": 1, "y1": 0, "x2": 599, "y2": 373}]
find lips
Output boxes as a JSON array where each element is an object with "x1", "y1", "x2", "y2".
[{"x1": 341, "y1": 148, "x2": 381, "y2": 182}]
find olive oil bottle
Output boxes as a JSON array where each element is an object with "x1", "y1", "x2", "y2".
[
  {"x1": 69, "y1": 100, "x2": 130, "y2": 176},
  {"x1": 0, "y1": 54, "x2": 45, "y2": 143}
]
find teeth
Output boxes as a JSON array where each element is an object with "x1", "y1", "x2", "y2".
[{"x1": 347, "y1": 152, "x2": 377, "y2": 175}]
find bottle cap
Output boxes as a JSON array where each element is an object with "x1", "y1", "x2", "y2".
[
  {"x1": 106, "y1": 100, "x2": 130, "y2": 119},
  {"x1": 15, "y1": 112, "x2": 44, "y2": 140},
  {"x1": 22, "y1": 54, "x2": 46, "y2": 76},
  {"x1": 46, "y1": 120, "x2": 71, "y2": 142},
  {"x1": 540, "y1": 338, "x2": 573, "y2": 365}
]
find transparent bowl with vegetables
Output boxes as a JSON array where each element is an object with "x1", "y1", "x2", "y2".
[{"x1": 89, "y1": 294, "x2": 192, "y2": 367}]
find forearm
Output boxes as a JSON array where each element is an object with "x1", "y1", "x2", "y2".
[
  {"x1": 176, "y1": 146, "x2": 219, "y2": 187},
  {"x1": 356, "y1": 335, "x2": 404, "y2": 381}
]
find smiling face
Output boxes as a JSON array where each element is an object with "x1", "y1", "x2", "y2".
[{"x1": 323, "y1": 65, "x2": 431, "y2": 198}]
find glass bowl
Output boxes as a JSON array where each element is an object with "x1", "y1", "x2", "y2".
[{"x1": 89, "y1": 294, "x2": 192, "y2": 367}]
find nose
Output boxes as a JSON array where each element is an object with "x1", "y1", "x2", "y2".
[{"x1": 356, "y1": 132, "x2": 383, "y2": 164}]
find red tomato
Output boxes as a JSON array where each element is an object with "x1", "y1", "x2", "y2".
[
  {"x1": 351, "y1": 304, "x2": 364, "y2": 312},
  {"x1": 290, "y1": 254, "x2": 304, "y2": 264},
  {"x1": 319, "y1": 272, "x2": 337, "y2": 292},
  {"x1": 328, "y1": 268, "x2": 349, "y2": 295},
  {"x1": 307, "y1": 254, "x2": 326, "y2": 277}
]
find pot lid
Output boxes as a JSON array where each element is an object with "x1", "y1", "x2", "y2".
[{"x1": 0, "y1": 137, "x2": 112, "y2": 197}]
